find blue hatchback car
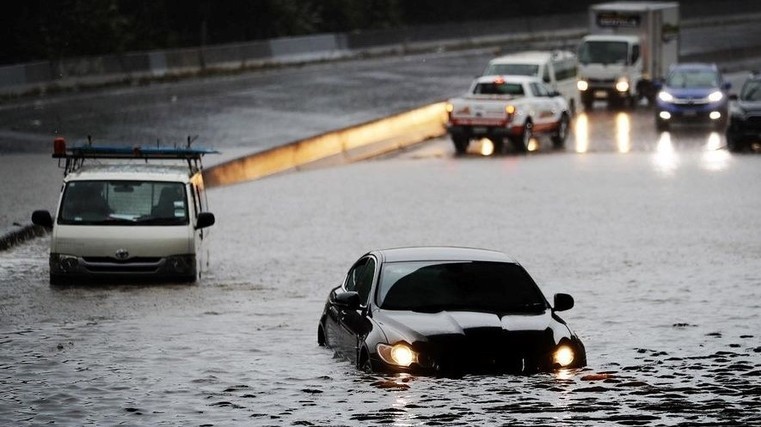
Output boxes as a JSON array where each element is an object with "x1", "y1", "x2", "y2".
[{"x1": 655, "y1": 63, "x2": 731, "y2": 131}]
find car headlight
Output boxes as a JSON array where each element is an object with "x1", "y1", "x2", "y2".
[
  {"x1": 658, "y1": 91, "x2": 674, "y2": 102},
  {"x1": 707, "y1": 91, "x2": 724, "y2": 102},
  {"x1": 377, "y1": 343, "x2": 417, "y2": 367},
  {"x1": 552, "y1": 345, "x2": 575, "y2": 368},
  {"x1": 577, "y1": 80, "x2": 589, "y2": 91},
  {"x1": 615, "y1": 79, "x2": 629, "y2": 93}
]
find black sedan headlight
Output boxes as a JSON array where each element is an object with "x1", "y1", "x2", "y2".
[
  {"x1": 377, "y1": 343, "x2": 418, "y2": 367},
  {"x1": 552, "y1": 344, "x2": 576, "y2": 368}
]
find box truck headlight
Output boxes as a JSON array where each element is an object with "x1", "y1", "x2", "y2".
[
  {"x1": 615, "y1": 78, "x2": 629, "y2": 93},
  {"x1": 577, "y1": 80, "x2": 589, "y2": 91},
  {"x1": 658, "y1": 91, "x2": 674, "y2": 103}
]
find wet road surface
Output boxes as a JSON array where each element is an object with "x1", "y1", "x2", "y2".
[
  {"x1": 2, "y1": 113, "x2": 761, "y2": 424},
  {"x1": 2, "y1": 20, "x2": 761, "y2": 426}
]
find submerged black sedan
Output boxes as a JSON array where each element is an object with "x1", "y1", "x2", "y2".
[{"x1": 318, "y1": 247, "x2": 586, "y2": 376}]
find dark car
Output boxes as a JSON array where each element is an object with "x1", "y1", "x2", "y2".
[
  {"x1": 726, "y1": 73, "x2": 761, "y2": 152},
  {"x1": 655, "y1": 63, "x2": 731, "y2": 131},
  {"x1": 317, "y1": 247, "x2": 586, "y2": 376}
]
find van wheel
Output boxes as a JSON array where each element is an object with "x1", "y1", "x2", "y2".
[{"x1": 552, "y1": 114, "x2": 569, "y2": 148}]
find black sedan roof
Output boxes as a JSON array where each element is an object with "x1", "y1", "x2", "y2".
[{"x1": 373, "y1": 246, "x2": 517, "y2": 264}]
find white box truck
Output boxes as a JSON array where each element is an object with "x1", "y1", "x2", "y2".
[{"x1": 576, "y1": 1, "x2": 679, "y2": 109}]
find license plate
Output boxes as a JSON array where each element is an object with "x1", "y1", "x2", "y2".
[
  {"x1": 472, "y1": 127, "x2": 488, "y2": 135},
  {"x1": 594, "y1": 90, "x2": 608, "y2": 98},
  {"x1": 683, "y1": 110, "x2": 697, "y2": 117}
]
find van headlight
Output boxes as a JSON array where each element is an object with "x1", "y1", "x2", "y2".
[
  {"x1": 577, "y1": 80, "x2": 589, "y2": 91},
  {"x1": 50, "y1": 253, "x2": 79, "y2": 273},
  {"x1": 377, "y1": 343, "x2": 418, "y2": 367}
]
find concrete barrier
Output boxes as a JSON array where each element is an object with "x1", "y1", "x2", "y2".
[
  {"x1": 203, "y1": 102, "x2": 448, "y2": 187},
  {"x1": 3, "y1": 2, "x2": 759, "y2": 97}
]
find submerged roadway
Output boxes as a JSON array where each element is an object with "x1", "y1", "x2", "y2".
[{"x1": 1, "y1": 17, "x2": 761, "y2": 426}]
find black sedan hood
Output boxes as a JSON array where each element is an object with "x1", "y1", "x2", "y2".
[{"x1": 374, "y1": 309, "x2": 569, "y2": 344}]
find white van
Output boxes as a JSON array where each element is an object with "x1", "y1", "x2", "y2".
[
  {"x1": 483, "y1": 50, "x2": 581, "y2": 115},
  {"x1": 32, "y1": 139, "x2": 217, "y2": 285}
]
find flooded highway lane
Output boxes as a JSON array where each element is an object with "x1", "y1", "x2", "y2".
[
  {"x1": 2, "y1": 128, "x2": 761, "y2": 424},
  {"x1": 2, "y1": 18, "x2": 761, "y2": 424}
]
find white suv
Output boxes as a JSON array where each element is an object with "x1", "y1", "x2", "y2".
[{"x1": 32, "y1": 139, "x2": 217, "y2": 285}]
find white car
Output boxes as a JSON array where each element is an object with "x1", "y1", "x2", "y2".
[
  {"x1": 32, "y1": 139, "x2": 217, "y2": 285},
  {"x1": 446, "y1": 75, "x2": 571, "y2": 154}
]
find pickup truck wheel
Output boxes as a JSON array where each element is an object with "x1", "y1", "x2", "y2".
[
  {"x1": 452, "y1": 137, "x2": 469, "y2": 155},
  {"x1": 551, "y1": 114, "x2": 569, "y2": 148},
  {"x1": 511, "y1": 122, "x2": 532, "y2": 152}
]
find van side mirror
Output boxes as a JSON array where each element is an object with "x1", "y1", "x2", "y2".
[
  {"x1": 196, "y1": 212, "x2": 215, "y2": 229},
  {"x1": 32, "y1": 210, "x2": 53, "y2": 228},
  {"x1": 553, "y1": 293, "x2": 575, "y2": 312},
  {"x1": 722, "y1": 82, "x2": 732, "y2": 91}
]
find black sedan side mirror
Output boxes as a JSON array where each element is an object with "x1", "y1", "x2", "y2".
[
  {"x1": 32, "y1": 210, "x2": 53, "y2": 228},
  {"x1": 333, "y1": 291, "x2": 361, "y2": 310},
  {"x1": 196, "y1": 212, "x2": 215, "y2": 229},
  {"x1": 553, "y1": 293, "x2": 574, "y2": 312}
]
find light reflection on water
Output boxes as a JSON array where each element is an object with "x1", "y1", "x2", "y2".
[
  {"x1": 701, "y1": 132, "x2": 731, "y2": 171},
  {"x1": 615, "y1": 113, "x2": 631, "y2": 153},
  {"x1": 653, "y1": 132, "x2": 679, "y2": 175},
  {"x1": 573, "y1": 113, "x2": 589, "y2": 153}
]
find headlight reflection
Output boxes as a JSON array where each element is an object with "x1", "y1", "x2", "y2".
[
  {"x1": 615, "y1": 112, "x2": 631, "y2": 153},
  {"x1": 574, "y1": 113, "x2": 589, "y2": 153}
]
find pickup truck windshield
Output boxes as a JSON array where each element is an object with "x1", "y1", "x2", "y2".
[
  {"x1": 58, "y1": 180, "x2": 188, "y2": 226},
  {"x1": 579, "y1": 41, "x2": 629, "y2": 65},
  {"x1": 378, "y1": 261, "x2": 547, "y2": 313}
]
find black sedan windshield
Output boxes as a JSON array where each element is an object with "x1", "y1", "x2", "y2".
[{"x1": 378, "y1": 261, "x2": 547, "y2": 313}]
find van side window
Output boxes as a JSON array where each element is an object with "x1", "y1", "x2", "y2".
[
  {"x1": 542, "y1": 66, "x2": 551, "y2": 83},
  {"x1": 554, "y1": 59, "x2": 577, "y2": 81}
]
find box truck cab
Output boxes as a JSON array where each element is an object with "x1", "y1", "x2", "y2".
[
  {"x1": 32, "y1": 139, "x2": 217, "y2": 285},
  {"x1": 576, "y1": 1, "x2": 679, "y2": 109},
  {"x1": 483, "y1": 50, "x2": 581, "y2": 115}
]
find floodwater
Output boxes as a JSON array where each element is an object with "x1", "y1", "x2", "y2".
[
  {"x1": 2, "y1": 122, "x2": 761, "y2": 424},
  {"x1": 2, "y1": 18, "x2": 761, "y2": 425}
]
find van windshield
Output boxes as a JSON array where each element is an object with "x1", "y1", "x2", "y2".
[
  {"x1": 58, "y1": 180, "x2": 189, "y2": 226},
  {"x1": 483, "y1": 63, "x2": 539, "y2": 77},
  {"x1": 578, "y1": 41, "x2": 629, "y2": 65}
]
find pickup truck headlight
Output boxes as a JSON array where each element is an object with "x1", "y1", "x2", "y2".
[{"x1": 577, "y1": 80, "x2": 589, "y2": 91}]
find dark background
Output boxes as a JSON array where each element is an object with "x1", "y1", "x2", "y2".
[{"x1": 1, "y1": 0, "x2": 616, "y2": 65}]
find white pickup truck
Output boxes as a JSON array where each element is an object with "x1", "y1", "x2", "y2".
[{"x1": 446, "y1": 75, "x2": 571, "y2": 154}]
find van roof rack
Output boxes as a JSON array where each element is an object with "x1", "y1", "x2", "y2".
[{"x1": 52, "y1": 136, "x2": 219, "y2": 176}]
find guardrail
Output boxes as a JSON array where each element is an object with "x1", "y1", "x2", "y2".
[{"x1": 203, "y1": 102, "x2": 448, "y2": 187}]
